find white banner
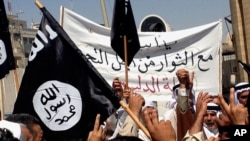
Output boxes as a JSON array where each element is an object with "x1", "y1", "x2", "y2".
[{"x1": 60, "y1": 6, "x2": 222, "y2": 101}]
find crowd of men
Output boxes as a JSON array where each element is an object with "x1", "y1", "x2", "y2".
[{"x1": 0, "y1": 68, "x2": 249, "y2": 141}]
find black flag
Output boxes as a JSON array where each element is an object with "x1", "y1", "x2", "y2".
[
  {"x1": 0, "y1": 0, "x2": 16, "y2": 79},
  {"x1": 13, "y1": 7, "x2": 120, "y2": 141},
  {"x1": 111, "y1": 0, "x2": 140, "y2": 66},
  {"x1": 238, "y1": 60, "x2": 250, "y2": 75}
]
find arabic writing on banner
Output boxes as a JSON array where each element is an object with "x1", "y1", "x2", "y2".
[{"x1": 60, "y1": 6, "x2": 222, "y2": 101}]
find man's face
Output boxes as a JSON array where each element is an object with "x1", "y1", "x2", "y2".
[
  {"x1": 238, "y1": 90, "x2": 249, "y2": 106},
  {"x1": 21, "y1": 126, "x2": 33, "y2": 141},
  {"x1": 203, "y1": 111, "x2": 218, "y2": 130},
  {"x1": 32, "y1": 124, "x2": 44, "y2": 141}
]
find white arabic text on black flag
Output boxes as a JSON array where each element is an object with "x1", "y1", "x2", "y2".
[
  {"x1": 13, "y1": 6, "x2": 120, "y2": 141},
  {"x1": 0, "y1": 0, "x2": 16, "y2": 79}
]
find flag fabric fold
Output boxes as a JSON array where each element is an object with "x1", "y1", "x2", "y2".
[
  {"x1": 111, "y1": 0, "x2": 140, "y2": 66},
  {"x1": 238, "y1": 60, "x2": 250, "y2": 75},
  {"x1": 0, "y1": 0, "x2": 16, "y2": 79},
  {"x1": 13, "y1": 6, "x2": 120, "y2": 141}
]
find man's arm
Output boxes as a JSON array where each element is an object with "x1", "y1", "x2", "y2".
[
  {"x1": 118, "y1": 89, "x2": 145, "y2": 137},
  {"x1": 182, "y1": 92, "x2": 212, "y2": 141}
]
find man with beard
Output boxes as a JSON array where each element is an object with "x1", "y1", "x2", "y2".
[{"x1": 203, "y1": 102, "x2": 220, "y2": 139}]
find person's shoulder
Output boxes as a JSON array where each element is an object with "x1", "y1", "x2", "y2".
[{"x1": 163, "y1": 108, "x2": 176, "y2": 120}]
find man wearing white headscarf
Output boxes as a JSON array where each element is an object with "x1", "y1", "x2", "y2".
[
  {"x1": 0, "y1": 120, "x2": 33, "y2": 141},
  {"x1": 202, "y1": 102, "x2": 220, "y2": 139},
  {"x1": 234, "y1": 82, "x2": 250, "y2": 106},
  {"x1": 0, "y1": 120, "x2": 21, "y2": 140}
]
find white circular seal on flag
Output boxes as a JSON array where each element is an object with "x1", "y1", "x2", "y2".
[
  {"x1": 0, "y1": 40, "x2": 7, "y2": 65},
  {"x1": 33, "y1": 80, "x2": 82, "y2": 131}
]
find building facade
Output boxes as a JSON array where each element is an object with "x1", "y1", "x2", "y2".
[
  {"x1": 0, "y1": 14, "x2": 37, "y2": 118},
  {"x1": 230, "y1": 0, "x2": 250, "y2": 83},
  {"x1": 7, "y1": 14, "x2": 37, "y2": 67}
]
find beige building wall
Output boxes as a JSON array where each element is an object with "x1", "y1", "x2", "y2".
[
  {"x1": 242, "y1": 1, "x2": 250, "y2": 67},
  {"x1": 230, "y1": 0, "x2": 250, "y2": 82},
  {"x1": 0, "y1": 68, "x2": 24, "y2": 119}
]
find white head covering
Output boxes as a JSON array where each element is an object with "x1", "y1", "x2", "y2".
[
  {"x1": 234, "y1": 82, "x2": 250, "y2": 105},
  {"x1": 207, "y1": 102, "x2": 221, "y2": 117},
  {"x1": 0, "y1": 120, "x2": 21, "y2": 139},
  {"x1": 203, "y1": 102, "x2": 220, "y2": 139},
  {"x1": 142, "y1": 100, "x2": 157, "y2": 110}
]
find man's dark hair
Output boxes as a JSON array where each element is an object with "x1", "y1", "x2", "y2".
[
  {"x1": 110, "y1": 136, "x2": 143, "y2": 141},
  {"x1": 5, "y1": 113, "x2": 40, "y2": 135},
  {"x1": 0, "y1": 128, "x2": 19, "y2": 141}
]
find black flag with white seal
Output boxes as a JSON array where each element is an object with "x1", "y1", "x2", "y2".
[
  {"x1": 13, "y1": 7, "x2": 120, "y2": 141},
  {"x1": 0, "y1": 0, "x2": 16, "y2": 79}
]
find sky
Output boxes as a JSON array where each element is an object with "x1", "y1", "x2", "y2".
[{"x1": 5, "y1": 0, "x2": 231, "y2": 41}]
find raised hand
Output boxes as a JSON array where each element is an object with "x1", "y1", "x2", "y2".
[
  {"x1": 112, "y1": 77, "x2": 123, "y2": 98},
  {"x1": 218, "y1": 88, "x2": 248, "y2": 125},
  {"x1": 213, "y1": 94, "x2": 231, "y2": 127},
  {"x1": 188, "y1": 92, "x2": 212, "y2": 135},
  {"x1": 127, "y1": 89, "x2": 145, "y2": 117},
  {"x1": 87, "y1": 114, "x2": 106, "y2": 141},
  {"x1": 176, "y1": 69, "x2": 194, "y2": 90},
  {"x1": 143, "y1": 109, "x2": 176, "y2": 141},
  {"x1": 195, "y1": 91, "x2": 212, "y2": 117}
]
